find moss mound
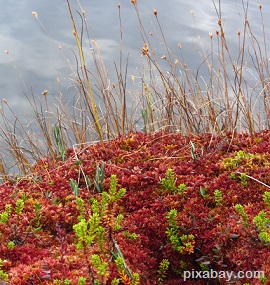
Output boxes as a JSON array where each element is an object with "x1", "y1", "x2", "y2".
[{"x1": 0, "y1": 131, "x2": 270, "y2": 284}]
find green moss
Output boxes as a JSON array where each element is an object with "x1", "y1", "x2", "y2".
[{"x1": 221, "y1": 150, "x2": 270, "y2": 170}]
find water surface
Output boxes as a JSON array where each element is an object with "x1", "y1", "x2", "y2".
[{"x1": 0, "y1": 0, "x2": 269, "y2": 171}]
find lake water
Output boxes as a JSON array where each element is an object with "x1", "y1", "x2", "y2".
[{"x1": 0, "y1": 0, "x2": 269, "y2": 172}]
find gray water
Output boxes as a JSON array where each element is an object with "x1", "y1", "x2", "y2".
[
  {"x1": 1, "y1": 0, "x2": 269, "y2": 111},
  {"x1": 0, "y1": 0, "x2": 269, "y2": 173}
]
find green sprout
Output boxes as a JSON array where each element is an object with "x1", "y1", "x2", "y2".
[
  {"x1": 166, "y1": 209, "x2": 195, "y2": 254},
  {"x1": 0, "y1": 211, "x2": 9, "y2": 224},
  {"x1": 214, "y1": 189, "x2": 223, "y2": 206},
  {"x1": 91, "y1": 254, "x2": 109, "y2": 277},
  {"x1": 112, "y1": 243, "x2": 140, "y2": 285},
  {"x1": 161, "y1": 168, "x2": 186, "y2": 194},
  {"x1": 114, "y1": 214, "x2": 124, "y2": 231},
  {"x1": 31, "y1": 201, "x2": 43, "y2": 230},
  {"x1": 0, "y1": 258, "x2": 8, "y2": 281},
  {"x1": 15, "y1": 198, "x2": 24, "y2": 215},
  {"x1": 94, "y1": 163, "x2": 105, "y2": 192},
  {"x1": 76, "y1": 197, "x2": 85, "y2": 217},
  {"x1": 239, "y1": 172, "x2": 248, "y2": 187},
  {"x1": 199, "y1": 186, "x2": 207, "y2": 198},
  {"x1": 73, "y1": 173, "x2": 127, "y2": 282},
  {"x1": 123, "y1": 231, "x2": 137, "y2": 240},
  {"x1": 253, "y1": 211, "x2": 270, "y2": 243},
  {"x1": 7, "y1": 241, "x2": 15, "y2": 249},
  {"x1": 78, "y1": 276, "x2": 86, "y2": 285},
  {"x1": 53, "y1": 125, "x2": 66, "y2": 162},
  {"x1": 263, "y1": 191, "x2": 270, "y2": 211},
  {"x1": 70, "y1": 178, "x2": 80, "y2": 197},
  {"x1": 235, "y1": 204, "x2": 248, "y2": 226},
  {"x1": 157, "y1": 259, "x2": 170, "y2": 285}
]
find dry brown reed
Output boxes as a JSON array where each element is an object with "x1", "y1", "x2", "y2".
[{"x1": 0, "y1": 0, "x2": 269, "y2": 179}]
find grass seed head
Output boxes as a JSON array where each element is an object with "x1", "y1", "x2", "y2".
[{"x1": 32, "y1": 11, "x2": 38, "y2": 18}]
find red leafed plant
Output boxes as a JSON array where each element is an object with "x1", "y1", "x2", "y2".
[{"x1": 0, "y1": 130, "x2": 269, "y2": 284}]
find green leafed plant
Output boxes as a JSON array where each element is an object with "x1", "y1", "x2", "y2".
[
  {"x1": 91, "y1": 254, "x2": 109, "y2": 279},
  {"x1": 236, "y1": 193, "x2": 270, "y2": 244},
  {"x1": 222, "y1": 150, "x2": 252, "y2": 169},
  {"x1": 263, "y1": 191, "x2": 270, "y2": 211},
  {"x1": 25, "y1": 201, "x2": 43, "y2": 233},
  {"x1": 0, "y1": 204, "x2": 12, "y2": 224},
  {"x1": 94, "y1": 163, "x2": 105, "y2": 193},
  {"x1": 70, "y1": 178, "x2": 80, "y2": 198},
  {"x1": 235, "y1": 204, "x2": 248, "y2": 226},
  {"x1": 0, "y1": 211, "x2": 9, "y2": 224},
  {"x1": 221, "y1": 151, "x2": 270, "y2": 171},
  {"x1": 53, "y1": 125, "x2": 66, "y2": 162},
  {"x1": 73, "y1": 174, "x2": 128, "y2": 282},
  {"x1": 0, "y1": 258, "x2": 8, "y2": 282},
  {"x1": 239, "y1": 172, "x2": 248, "y2": 188},
  {"x1": 253, "y1": 211, "x2": 270, "y2": 243},
  {"x1": 199, "y1": 186, "x2": 207, "y2": 198},
  {"x1": 7, "y1": 241, "x2": 15, "y2": 250},
  {"x1": 161, "y1": 168, "x2": 186, "y2": 194},
  {"x1": 123, "y1": 231, "x2": 137, "y2": 241},
  {"x1": 214, "y1": 189, "x2": 223, "y2": 206},
  {"x1": 157, "y1": 259, "x2": 170, "y2": 285},
  {"x1": 113, "y1": 243, "x2": 140, "y2": 285},
  {"x1": 76, "y1": 197, "x2": 85, "y2": 217},
  {"x1": 73, "y1": 214, "x2": 102, "y2": 250},
  {"x1": 78, "y1": 276, "x2": 87, "y2": 285},
  {"x1": 114, "y1": 214, "x2": 124, "y2": 231},
  {"x1": 166, "y1": 209, "x2": 195, "y2": 254}
]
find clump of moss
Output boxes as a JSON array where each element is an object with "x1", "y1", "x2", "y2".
[{"x1": 221, "y1": 150, "x2": 270, "y2": 170}]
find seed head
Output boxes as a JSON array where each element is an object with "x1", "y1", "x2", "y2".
[
  {"x1": 217, "y1": 18, "x2": 221, "y2": 26},
  {"x1": 42, "y1": 90, "x2": 48, "y2": 96},
  {"x1": 32, "y1": 11, "x2": 38, "y2": 18},
  {"x1": 209, "y1": 32, "x2": 213, "y2": 39},
  {"x1": 153, "y1": 9, "x2": 157, "y2": 16},
  {"x1": 131, "y1": 0, "x2": 136, "y2": 5},
  {"x1": 141, "y1": 43, "x2": 149, "y2": 56},
  {"x1": 259, "y1": 4, "x2": 262, "y2": 9}
]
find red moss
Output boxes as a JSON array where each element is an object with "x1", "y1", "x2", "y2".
[{"x1": 0, "y1": 131, "x2": 269, "y2": 284}]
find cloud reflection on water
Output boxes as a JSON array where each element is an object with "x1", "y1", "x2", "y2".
[{"x1": 0, "y1": 0, "x2": 269, "y2": 173}]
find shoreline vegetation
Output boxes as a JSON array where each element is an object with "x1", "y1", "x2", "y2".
[
  {"x1": 0, "y1": 0, "x2": 269, "y2": 284},
  {"x1": 0, "y1": 131, "x2": 270, "y2": 284}
]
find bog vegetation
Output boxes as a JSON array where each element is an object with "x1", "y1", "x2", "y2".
[{"x1": 0, "y1": 0, "x2": 269, "y2": 284}]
